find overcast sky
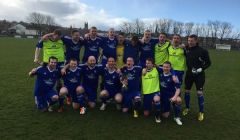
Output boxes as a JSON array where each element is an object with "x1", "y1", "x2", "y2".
[{"x1": 0, "y1": 0, "x2": 239, "y2": 31}]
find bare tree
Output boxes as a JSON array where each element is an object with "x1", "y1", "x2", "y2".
[
  {"x1": 45, "y1": 15, "x2": 57, "y2": 32},
  {"x1": 27, "y1": 12, "x2": 45, "y2": 35},
  {"x1": 172, "y1": 21, "x2": 184, "y2": 35},
  {"x1": 207, "y1": 20, "x2": 220, "y2": 46},
  {"x1": 120, "y1": 21, "x2": 134, "y2": 34},
  {"x1": 27, "y1": 12, "x2": 57, "y2": 35},
  {"x1": 133, "y1": 18, "x2": 145, "y2": 35},
  {"x1": 157, "y1": 19, "x2": 173, "y2": 34},
  {"x1": 218, "y1": 22, "x2": 233, "y2": 43},
  {"x1": 184, "y1": 22, "x2": 194, "y2": 36}
]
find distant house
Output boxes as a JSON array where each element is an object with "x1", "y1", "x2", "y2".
[{"x1": 8, "y1": 24, "x2": 37, "y2": 35}]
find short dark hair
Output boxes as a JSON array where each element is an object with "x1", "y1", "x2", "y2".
[
  {"x1": 159, "y1": 32, "x2": 167, "y2": 37},
  {"x1": 173, "y1": 34, "x2": 181, "y2": 39},
  {"x1": 108, "y1": 57, "x2": 116, "y2": 61},
  {"x1": 146, "y1": 58, "x2": 155, "y2": 65},
  {"x1": 163, "y1": 61, "x2": 171, "y2": 66},
  {"x1": 189, "y1": 34, "x2": 198, "y2": 40},
  {"x1": 48, "y1": 56, "x2": 58, "y2": 62},
  {"x1": 71, "y1": 29, "x2": 79, "y2": 35},
  {"x1": 90, "y1": 26, "x2": 97, "y2": 30},
  {"x1": 69, "y1": 58, "x2": 77, "y2": 62},
  {"x1": 53, "y1": 29, "x2": 62, "y2": 36},
  {"x1": 118, "y1": 32, "x2": 125, "y2": 37},
  {"x1": 131, "y1": 35, "x2": 139, "y2": 42}
]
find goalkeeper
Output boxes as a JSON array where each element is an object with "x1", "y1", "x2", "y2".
[{"x1": 183, "y1": 34, "x2": 211, "y2": 121}]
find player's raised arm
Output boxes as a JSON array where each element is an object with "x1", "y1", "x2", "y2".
[
  {"x1": 41, "y1": 33, "x2": 54, "y2": 41},
  {"x1": 34, "y1": 40, "x2": 43, "y2": 64}
]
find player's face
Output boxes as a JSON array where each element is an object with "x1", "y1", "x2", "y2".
[
  {"x1": 52, "y1": 34, "x2": 60, "y2": 41},
  {"x1": 118, "y1": 35, "x2": 125, "y2": 45},
  {"x1": 172, "y1": 35, "x2": 181, "y2": 46},
  {"x1": 126, "y1": 58, "x2": 134, "y2": 68},
  {"x1": 48, "y1": 59, "x2": 57, "y2": 69},
  {"x1": 146, "y1": 60, "x2": 153, "y2": 69},
  {"x1": 107, "y1": 58, "x2": 116, "y2": 68},
  {"x1": 69, "y1": 60, "x2": 78, "y2": 69},
  {"x1": 90, "y1": 29, "x2": 97, "y2": 37},
  {"x1": 163, "y1": 63, "x2": 171, "y2": 73},
  {"x1": 131, "y1": 40, "x2": 137, "y2": 46},
  {"x1": 108, "y1": 30, "x2": 115, "y2": 38},
  {"x1": 72, "y1": 32, "x2": 80, "y2": 42},
  {"x1": 159, "y1": 34, "x2": 166, "y2": 43},
  {"x1": 88, "y1": 56, "x2": 96, "y2": 67},
  {"x1": 188, "y1": 37, "x2": 197, "y2": 47},
  {"x1": 144, "y1": 32, "x2": 151, "y2": 40}
]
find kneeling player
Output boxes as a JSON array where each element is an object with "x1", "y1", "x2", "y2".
[
  {"x1": 29, "y1": 56, "x2": 64, "y2": 112},
  {"x1": 60, "y1": 58, "x2": 86, "y2": 114},
  {"x1": 99, "y1": 57, "x2": 122, "y2": 111},
  {"x1": 120, "y1": 57, "x2": 142, "y2": 118},
  {"x1": 81, "y1": 56, "x2": 104, "y2": 108},
  {"x1": 160, "y1": 61, "x2": 182, "y2": 125},
  {"x1": 142, "y1": 58, "x2": 161, "y2": 123}
]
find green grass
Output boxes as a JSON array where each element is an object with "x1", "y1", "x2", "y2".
[{"x1": 0, "y1": 37, "x2": 239, "y2": 140}]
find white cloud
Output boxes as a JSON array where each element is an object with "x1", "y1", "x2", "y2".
[{"x1": 0, "y1": 0, "x2": 129, "y2": 30}]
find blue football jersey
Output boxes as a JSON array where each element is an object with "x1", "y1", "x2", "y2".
[
  {"x1": 34, "y1": 66, "x2": 60, "y2": 95},
  {"x1": 121, "y1": 66, "x2": 142, "y2": 92},
  {"x1": 61, "y1": 36, "x2": 83, "y2": 62}
]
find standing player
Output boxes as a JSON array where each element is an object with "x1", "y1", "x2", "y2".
[
  {"x1": 183, "y1": 34, "x2": 211, "y2": 121},
  {"x1": 61, "y1": 30, "x2": 83, "y2": 63},
  {"x1": 141, "y1": 58, "x2": 161, "y2": 123},
  {"x1": 160, "y1": 61, "x2": 182, "y2": 125},
  {"x1": 82, "y1": 27, "x2": 103, "y2": 63},
  {"x1": 81, "y1": 56, "x2": 104, "y2": 108},
  {"x1": 100, "y1": 28, "x2": 118, "y2": 66},
  {"x1": 124, "y1": 35, "x2": 141, "y2": 65},
  {"x1": 41, "y1": 29, "x2": 83, "y2": 64},
  {"x1": 29, "y1": 56, "x2": 64, "y2": 112},
  {"x1": 60, "y1": 58, "x2": 86, "y2": 114},
  {"x1": 99, "y1": 57, "x2": 122, "y2": 111},
  {"x1": 139, "y1": 30, "x2": 158, "y2": 67},
  {"x1": 116, "y1": 32, "x2": 127, "y2": 68},
  {"x1": 120, "y1": 57, "x2": 142, "y2": 118},
  {"x1": 154, "y1": 32, "x2": 171, "y2": 66},
  {"x1": 34, "y1": 29, "x2": 65, "y2": 67},
  {"x1": 168, "y1": 34, "x2": 186, "y2": 85}
]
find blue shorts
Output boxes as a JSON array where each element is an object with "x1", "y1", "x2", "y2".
[
  {"x1": 174, "y1": 70, "x2": 184, "y2": 86},
  {"x1": 143, "y1": 92, "x2": 160, "y2": 111},
  {"x1": 83, "y1": 86, "x2": 97, "y2": 103},
  {"x1": 34, "y1": 89, "x2": 57, "y2": 109},
  {"x1": 161, "y1": 92, "x2": 175, "y2": 113},
  {"x1": 65, "y1": 85, "x2": 81, "y2": 103},
  {"x1": 122, "y1": 91, "x2": 141, "y2": 109},
  {"x1": 105, "y1": 87, "x2": 121, "y2": 99}
]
